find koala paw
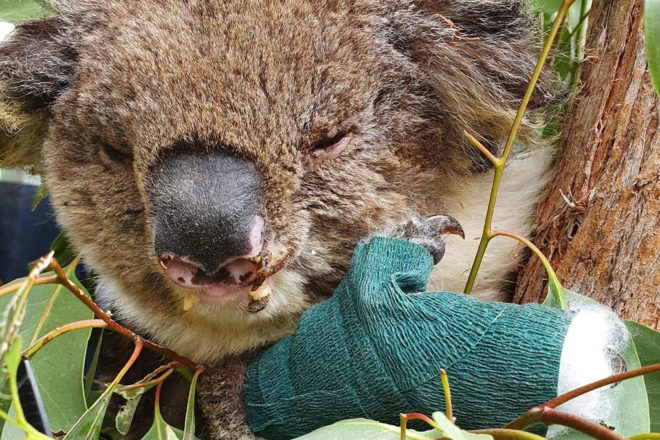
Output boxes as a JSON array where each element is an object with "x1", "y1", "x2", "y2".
[{"x1": 370, "y1": 215, "x2": 464, "y2": 264}]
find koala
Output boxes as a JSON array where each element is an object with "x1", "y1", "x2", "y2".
[{"x1": 0, "y1": 0, "x2": 558, "y2": 438}]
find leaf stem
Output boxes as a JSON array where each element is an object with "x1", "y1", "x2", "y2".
[
  {"x1": 628, "y1": 434, "x2": 660, "y2": 440},
  {"x1": 439, "y1": 370, "x2": 454, "y2": 423},
  {"x1": 516, "y1": 407, "x2": 625, "y2": 440},
  {"x1": 490, "y1": 230, "x2": 566, "y2": 308},
  {"x1": 114, "y1": 338, "x2": 144, "y2": 386},
  {"x1": 463, "y1": 0, "x2": 576, "y2": 294},
  {"x1": 116, "y1": 368, "x2": 175, "y2": 393},
  {"x1": 470, "y1": 428, "x2": 546, "y2": 440},
  {"x1": 400, "y1": 413, "x2": 439, "y2": 440},
  {"x1": 543, "y1": 361, "x2": 660, "y2": 410},
  {"x1": 23, "y1": 319, "x2": 108, "y2": 358},
  {"x1": 0, "y1": 275, "x2": 58, "y2": 298},
  {"x1": 463, "y1": 130, "x2": 499, "y2": 166},
  {"x1": 505, "y1": 362, "x2": 660, "y2": 432},
  {"x1": 0, "y1": 408, "x2": 20, "y2": 430}
]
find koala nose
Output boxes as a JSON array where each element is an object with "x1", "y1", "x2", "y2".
[{"x1": 146, "y1": 148, "x2": 264, "y2": 279}]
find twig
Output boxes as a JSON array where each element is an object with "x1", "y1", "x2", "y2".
[
  {"x1": 463, "y1": 130, "x2": 499, "y2": 166},
  {"x1": 0, "y1": 275, "x2": 58, "y2": 298},
  {"x1": 400, "y1": 413, "x2": 438, "y2": 440},
  {"x1": 490, "y1": 230, "x2": 566, "y2": 308},
  {"x1": 470, "y1": 428, "x2": 546, "y2": 440},
  {"x1": 439, "y1": 370, "x2": 454, "y2": 423},
  {"x1": 505, "y1": 362, "x2": 660, "y2": 433},
  {"x1": 23, "y1": 319, "x2": 108, "y2": 358},
  {"x1": 116, "y1": 368, "x2": 175, "y2": 393},
  {"x1": 46, "y1": 257, "x2": 199, "y2": 369},
  {"x1": 507, "y1": 407, "x2": 623, "y2": 440},
  {"x1": 543, "y1": 361, "x2": 660, "y2": 410},
  {"x1": 464, "y1": 0, "x2": 577, "y2": 294},
  {"x1": 115, "y1": 338, "x2": 144, "y2": 384}
]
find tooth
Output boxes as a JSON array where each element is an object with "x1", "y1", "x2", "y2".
[
  {"x1": 183, "y1": 291, "x2": 197, "y2": 311},
  {"x1": 250, "y1": 283, "x2": 272, "y2": 301}
]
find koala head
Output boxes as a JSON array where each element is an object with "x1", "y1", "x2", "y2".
[{"x1": 0, "y1": 0, "x2": 554, "y2": 362}]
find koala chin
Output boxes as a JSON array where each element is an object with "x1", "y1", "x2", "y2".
[{"x1": 0, "y1": 0, "x2": 558, "y2": 438}]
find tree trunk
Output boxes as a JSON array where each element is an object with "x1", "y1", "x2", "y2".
[{"x1": 514, "y1": 0, "x2": 660, "y2": 329}]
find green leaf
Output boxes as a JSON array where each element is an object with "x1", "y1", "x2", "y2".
[
  {"x1": 293, "y1": 419, "x2": 438, "y2": 440},
  {"x1": 63, "y1": 384, "x2": 114, "y2": 440},
  {"x1": 0, "y1": 337, "x2": 22, "y2": 439},
  {"x1": 431, "y1": 412, "x2": 492, "y2": 440},
  {"x1": 30, "y1": 183, "x2": 47, "y2": 211},
  {"x1": 49, "y1": 233, "x2": 76, "y2": 267},
  {"x1": 0, "y1": 262, "x2": 94, "y2": 433},
  {"x1": 115, "y1": 396, "x2": 142, "y2": 436},
  {"x1": 84, "y1": 330, "x2": 103, "y2": 403},
  {"x1": 541, "y1": 274, "x2": 568, "y2": 309},
  {"x1": 646, "y1": 0, "x2": 660, "y2": 95},
  {"x1": 0, "y1": 0, "x2": 45, "y2": 23},
  {"x1": 625, "y1": 321, "x2": 660, "y2": 432},
  {"x1": 183, "y1": 371, "x2": 200, "y2": 440},
  {"x1": 528, "y1": 0, "x2": 562, "y2": 13},
  {"x1": 141, "y1": 410, "x2": 188, "y2": 440}
]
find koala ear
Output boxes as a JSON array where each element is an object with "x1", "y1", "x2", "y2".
[
  {"x1": 403, "y1": 0, "x2": 561, "y2": 152},
  {"x1": 0, "y1": 16, "x2": 76, "y2": 170}
]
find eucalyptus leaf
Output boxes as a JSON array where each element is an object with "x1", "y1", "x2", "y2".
[
  {"x1": 183, "y1": 371, "x2": 200, "y2": 440},
  {"x1": 646, "y1": 0, "x2": 660, "y2": 95},
  {"x1": 49, "y1": 233, "x2": 76, "y2": 267},
  {"x1": 0, "y1": 262, "x2": 93, "y2": 434},
  {"x1": 293, "y1": 419, "x2": 438, "y2": 440},
  {"x1": 625, "y1": 321, "x2": 660, "y2": 432},
  {"x1": 0, "y1": 338, "x2": 22, "y2": 439},
  {"x1": 0, "y1": 0, "x2": 44, "y2": 23},
  {"x1": 63, "y1": 385, "x2": 114, "y2": 440},
  {"x1": 141, "y1": 410, "x2": 189, "y2": 440},
  {"x1": 115, "y1": 396, "x2": 142, "y2": 436},
  {"x1": 528, "y1": 0, "x2": 562, "y2": 13},
  {"x1": 30, "y1": 183, "x2": 48, "y2": 212},
  {"x1": 84, "y1": 329, "x2": 103, "y2": 403},
  {"x1": 431, "y1": 412, "x2": 492, "y2": 440}
]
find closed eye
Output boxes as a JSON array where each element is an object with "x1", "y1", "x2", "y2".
[
  {"x1": 100, "y1": 142, "x2": 132, "y2": 165},
  {"x1": 307, "y1": 130, "x2": 352, "y2": 165}
]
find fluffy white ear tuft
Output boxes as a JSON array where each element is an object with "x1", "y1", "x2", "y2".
[{"x1": 0, "y1": 16, "x2": 76, "y2": 171}]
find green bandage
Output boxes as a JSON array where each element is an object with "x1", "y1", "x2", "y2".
[{"x1": 245, "y1": 237, "x2": 573, "y2": 439}]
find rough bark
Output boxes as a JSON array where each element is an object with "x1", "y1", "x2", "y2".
[{"x1": 514, "y1": 0, "x2": 660, "y2": 329}]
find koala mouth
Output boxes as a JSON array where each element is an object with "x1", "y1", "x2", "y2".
[{"x1": 159, "y1": 253, "x2": 289, "y2": 311}]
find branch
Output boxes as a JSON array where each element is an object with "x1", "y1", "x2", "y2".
[
  {"x1": 470, "y1": 428, "x2": 546, "y2": 440},
  {"x1": 23, "y1": 319, "x2": 108, "y2": 358},
  {"x1": 505, "y1": 362, "x2": 660, "y2": 434},
  {"x1": 522, "y1": 407, "x2": 623, "y2": 440},
  {"x1": 0, "y1": 275, "x2": 58, "y2": 299},
  {"x1": 46, "y1": 257, "x2": 199, "y2": 369},
  {"x1": 116, "y1": 367, "x2": 175, "y2": 393},
  {"x1": 543, "y1": 361, "x2": 660, "y2": 410},
  {"x1": 463, "y1": 0, "x2": 577, "y2": 294},
  {"x1": 463, "y1": 130, "x2": 499, "y2": 166}
]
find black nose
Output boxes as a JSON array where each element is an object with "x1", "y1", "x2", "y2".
[{"x1": 147, "y1": 149, "x2": 263, "y2": 274}]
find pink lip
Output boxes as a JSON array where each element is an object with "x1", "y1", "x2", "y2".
[{"x1": 198, "y1": 283, "x2": 252, "y2": 305}]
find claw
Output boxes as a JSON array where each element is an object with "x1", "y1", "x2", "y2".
[{"x1": 424, "y1": 215, "x2": 465, "y2": 239}]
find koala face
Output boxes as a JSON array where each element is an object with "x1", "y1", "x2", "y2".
[{"x1": 0, "y1": 0, "x2": 553, "y2": 362}]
